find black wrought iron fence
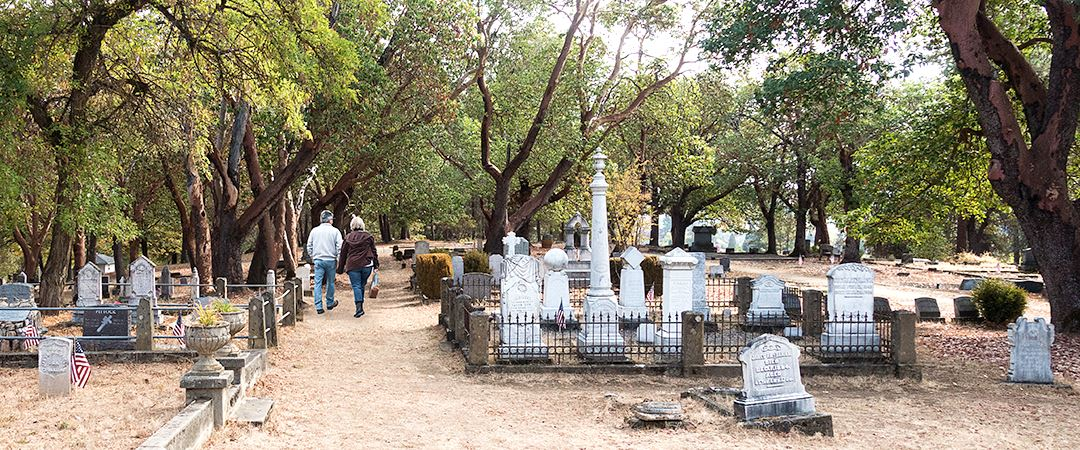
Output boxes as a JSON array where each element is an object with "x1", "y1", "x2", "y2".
[
  {"x1": 703, "y1": 312, "x2": 892, "y2": 363},
  {"x1": 487, "y1": 311, "x2": 686, "y2": 365}
]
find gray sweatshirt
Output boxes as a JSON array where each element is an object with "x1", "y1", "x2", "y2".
[{"x1": 307, "y1": 223, "x2": 343, "y2": 261}]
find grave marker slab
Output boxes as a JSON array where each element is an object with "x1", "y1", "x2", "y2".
[
  {"x1": 914, "y1": 297, "x2": 945, "y2": 323},
  {"x1": 160, "y1": 266, "x2": 173, "y2": 299},
  {"x1": 82, "y1": 307, "x2": 133, "y2": 351},
  {"x1": 747, "y1": 275, "x2": 790, "y2": 328},
  {"x1": 0, "y1": 283, "x2": 33, "y2": 302},
  {"x1": 952, "y1": 296, "x2": 980, "y2": 323},
  {"x1": 297, "y1": 264, "x2": 311, "y2": 294},
  {"x1": 414, "y1": 241, "x2": 430, "y2": 255},
  {"x1": 498, "y1": 255, "x2": 547, "y2": 359},
  {"x1": 821, "y1": 263, "x2": 880, "y2": 353},
  {"x1": 1007, "y1": 317, "x2": 1055, "y2": 384},
  {"x1": 39, "y1": 338, "x2": 73, "y2": 397},
  {"x1": 873, "y1": 297, "x2": 892, "y2": 318},
  {"x1": 451, "y1": 256, "x2": 464, "y2": 286},
  {"x1": 540, "y1": 250, "x2": 574, "y2": 322},
  {"x1": 734, "y1": 334, "x2": 815, "y2": 420},
  {"x1": 691, "y1": 252, "x2": 709, "y2": 320},
  {"x1": 488, "y1": 254, "x2": 504, "y2": 283},
  {"x1": 617, "y1": 246, "x2": 647, "y2": 320},
  {"x1": 657, "y1": 248, "x2": 696, "y2": 352}
]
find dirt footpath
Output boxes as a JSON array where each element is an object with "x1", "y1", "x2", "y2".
[{"x1": 207, "y1": 248, "x2": 1079, "y2": 449}]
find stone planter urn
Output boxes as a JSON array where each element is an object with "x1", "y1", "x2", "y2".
[
  {"x1": 214, "y1": 311, "x2": 247, "y2": 357},
  {"x1": 186, "y1": 322, "x2": 231, "y2": 374}
]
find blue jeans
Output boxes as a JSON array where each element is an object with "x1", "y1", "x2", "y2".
[
  {"x1": 313, "y1": 259, "x2": 337, "y2": 311},
  {"x1": 347, "y1": 267, "x2": 373, "y2": 312}
]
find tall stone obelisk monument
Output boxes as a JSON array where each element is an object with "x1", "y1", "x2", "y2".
[{"x1": 577, "y1": 150, "x2": 626, "y2": 359}]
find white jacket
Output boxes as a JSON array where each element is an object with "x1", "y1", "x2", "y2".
[{"x1": 307, "y1": 223, "x2": 343, "y2": 261}]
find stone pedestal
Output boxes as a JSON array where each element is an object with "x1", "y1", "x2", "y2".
[
  {"x1": 657, "y1": 249, "x2": 696, "y2": 353},
  {"x1": 576, "y1": 150, "x2": 625, "y2": 361},
  {"x1": 689, "y1": 226, "x2": 717, "y2": 253},
  {"x1": 217, "y1": 350, "x2": 267, "y2": 389},
  {"x1": 181, "y1": 371, "x2": 234, "y2": 428},
  {"x1": 540, "y1": 249, "x2": 575, "y2": 322}
]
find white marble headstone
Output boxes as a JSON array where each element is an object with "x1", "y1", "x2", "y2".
[
  {"x1": 414, "y1": 241, "x2": 430, "y2": 255},
  {"x1": 734, "y1": 334, "x2": 814, "y2": 419},
  {"x1": 747, "y1": 275, "x2": 789, "y2": 327},
  {"x1": 657, "y1": 248, "x2": 696, "y2": 352},
  {"x1": 297, "y1": 264, "x2": 311, "y2": 293},
  {"x1": 451, "y1": 256, "x2": 464, "y2": 286},
  {"x1": 1007, "y1": 317, "x2": 1055, "y2": 384},
  {"x1": 39, "y1": 337, "x2": 73, "y2": 397},
  {"x1": 129, "y1": 256, "x2": 156, "y2": 298},
  {"x1": 691, "y1": 252, "x2": 709, "y2": 319},
  {"x1": 498, "y1": 255, "x2": 547, "y2": 359},
  {"x1": 618, "y1": 246, "x2": 647, "y2": 320},
  {"x1": 488, "y1": 254, "x2": 504, "y2": 282},
  {"x1": 822, "y1": 263, "x2": 880, "y2": 352},
  {"x1": 541, "y1": 249, "x2": 574, "y2": 321},
  {"x1": 77, "y1": 263, "x2": 103, "y2": 306}
]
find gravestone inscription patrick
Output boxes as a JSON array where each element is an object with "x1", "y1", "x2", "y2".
[{"x1": 82, "y1": 308, "x2": 132, "y2": 351}]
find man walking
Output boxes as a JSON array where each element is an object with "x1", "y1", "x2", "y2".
[{"x1": 307, "y1": 210, "x2": 342, "y2": 314}]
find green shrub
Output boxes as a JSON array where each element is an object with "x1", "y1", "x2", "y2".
[
  {"x1": 463, "y1": 250, "x2": 490, "y2": 274},
  {"x1": 642, "y1": 255, "x2": 663, "y2": 296},
  {"x1": 416, "y1": 254, "x2": 453, "y2": 300},
  {"x1": 971, "y1": 278, "x2": 1027, "y2": 324}
]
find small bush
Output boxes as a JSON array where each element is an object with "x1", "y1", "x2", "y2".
[
  {"x1": 463, "y1": 250, "x2": 490, "y2": 274},
  {"x1": 948, "y1": 252, "x2": 1000, "y2": 265},
  {"x1": 642, "y1": 255, "x2": 663, "y2": 296},
  {"x1": 971, "y1": 278, "x2": 1027, "y2": 324},
  {"x1": 416, "y1": 253, "x2": 453, "y2": 300}
]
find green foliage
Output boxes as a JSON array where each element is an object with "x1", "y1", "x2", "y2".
[
  {"x1": 463, "y1": 250, "x2": 490, "y2": 274},
  {"x1": 191, "y1": 303, "x2": 225, "y2": 327},
  {"x1": 972, "y1": 279, "x2": 1027, "y2": 325},
  {"x1": 415, "y1": 253, "x2": 453, "y2": 300},
  {"x1": 211, "y1": 299, "x2": 241, "y2": 314}
]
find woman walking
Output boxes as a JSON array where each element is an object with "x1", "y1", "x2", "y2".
[{"x1": 337, "y1": 216, "x2": 379, "y2": 318}]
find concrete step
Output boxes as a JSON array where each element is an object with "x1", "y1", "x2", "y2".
[{"x1": 232, "y1": 397, "x2": 274, "y2": 426}]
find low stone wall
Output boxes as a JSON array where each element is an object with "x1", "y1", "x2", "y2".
[
  {"x1": 0, "y1": 350, "x2": 195, "y2": 368},
  {"x1": 137, "y1": 400, "x2": 215, "y2": 450}
]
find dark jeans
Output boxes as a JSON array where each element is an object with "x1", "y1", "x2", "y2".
[{"x1": 347, "y1": 267, "x2": 373, "y2": 312}]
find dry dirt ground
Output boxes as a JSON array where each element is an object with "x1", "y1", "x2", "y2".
[{"x1": 205, "y1": 247, "x2": 1080, "y2": 449}]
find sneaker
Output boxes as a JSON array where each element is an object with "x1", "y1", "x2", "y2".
[
  {"x1": 327, "y1": 301, "x2": 339, "y2": 311},
  {"x1": 316, "y1": 309, "x2": 325, "y2": 315},
  {"x1": 354, "y1": 310, "x2": 365, "y2": 318}
]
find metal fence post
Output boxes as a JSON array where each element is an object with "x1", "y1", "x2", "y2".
[
  {"x1": 136, "y1": 297, "x2": 153, "y2": 351},
  {"x1": 681, "y1": 311, "x2": 705, "y2": 374},
  {"x1": 248, "y1": 296, "x2": 266, "y2": 350},
  {"x1": 736, "y1": 277, "x2": 752, "y2": 316},
  {"x1": 263, "y1": 291, "x2": 278, "y2": 348},
  {"x1": 214, "y1": 277, "x2": 228, "y2": 299},
  {"x1": 467, "y1": 311, "x2": 490, "y2": 366},
  {"x1": 803, "y1": 290, "x2": 824, "y2": 336}
]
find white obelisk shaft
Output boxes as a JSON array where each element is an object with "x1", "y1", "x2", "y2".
[{"x1": 587, "y1": 151, "x2": 615, "y2": 300}]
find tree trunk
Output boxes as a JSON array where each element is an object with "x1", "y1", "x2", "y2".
[
  {"x1": 839, "y1": 149, "x2": 861, "y2": 263},
  {"x1": 670, "y1": 209, "x2": 689, "y2": 249},
  {"x1": 764, "y1": 196, "x2": 778, "y2": 255},
  {"x1": 483, "y1": 179, "x2": 511, "y2": 255},
  {"x1": 40, "y1": 228, "x2": 72, "y2": 310},
  {"x1": 281, "y1": 192, "x2": 299, "y2": 278},
  {"x1": 955, "y1": 216, "x2": 972, "y2": 253},
  {"x1": 809, "y1": 182, "x2": 830, "y2": 247},
  {"x1": 791, "y1": 152, "x2": 809, "y2": 256},
  {"x1": 113, "y1": 238, "x2": 127, "y2": 280},
  {"x1": 73, "y1": 230, "x2": 87, "y2": 274},
  {"x1": 379, "y1": 214, "x2": 392, "y2": 243}
]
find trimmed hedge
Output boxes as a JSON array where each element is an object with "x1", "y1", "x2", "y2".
[
  {"x1": 972, "y1": 278, "x2": 1027, "y2": 325},
  {"x1": 463, "y1": 250, "x2": 490, "y2": 274},
  {"x1": 416, "y1": 253, "x2": 453, "y2": 300},
  {"x1": 642, "y1": 255, "x2": 662, "y2": 296}
]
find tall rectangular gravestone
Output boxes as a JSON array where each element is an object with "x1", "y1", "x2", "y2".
[
  {"x1": 74, "y1": 263, "x2": 103, "y2": 325},
  {"x1": 1007, "y1": 317, "x2": 1055, "y2": 384},
  {"x1": 540, "y1": 250, "x2": 574, "y2": 322},
  {"x1": 82, "y1": 307, "x2": 132, "y2": 351},
  {"x1": 297, "y1": 264, "x2": 311, "y2": 295},
  {"x1": 734, "y1": 334, "x2": 815, "y2": 420},
  {"x1": 821, "y1": 263, "x2": 880, "y2": 354},
  {"x1": 451, "y1": 255, "x2": 464, "y2": 286},
  {"x1": 498, "y1": 255, "x2": 548, "y2": 360},
  {"x1": 656, "y1": 248, "x2": 696, "y2": 352},
  {"x1": 488, "y1": 254, "x2": 504, "y2": 284},
  {"x1": 160, "y1": 266, "x2": 173, "y2": 299},
  {"x1": 129, "y1": 256, "x2": 159, "y2": 324},
  {"x1": 39, "y1": 337, "x2": 74, "y2": 397},
  {"x1": 618, "y1": 246, "x2": 648, "y2": 321},
  {"x1": 691, "y1": 252, "x2": 709, "y2": 320},
  {"x1": 746, "y1": 275, "x2": 790, "y2": 328}
]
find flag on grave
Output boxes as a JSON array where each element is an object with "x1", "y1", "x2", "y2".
[
  {"x1": 71, "y1": 340, "x2": 92, "y2": 388},
  {"x1": 172, "y1": 315, "x2": 186, "y2": 349},
  {"x1": 21, "y1": 324, "x2": 40, "y2": 350}
]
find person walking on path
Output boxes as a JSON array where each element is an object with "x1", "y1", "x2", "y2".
[
  {"x1": 337, "y1": 216, "x2": 379, "y2": 318},
  {"x1": 307, "y1": 210, "x2": 342, "y2": 314}
]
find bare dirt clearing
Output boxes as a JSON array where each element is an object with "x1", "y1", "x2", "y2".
[{"x1": 205, "y1": 247, "x2": 1079, "y2": 449}]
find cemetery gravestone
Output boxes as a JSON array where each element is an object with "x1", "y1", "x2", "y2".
[
  {"x1": 297, "y1": 264, "x2": 311, "y2": 294},
  {"x1": 746, "y1": 275, "x2": 790, "y2": 328},
  {"x1": 952, "y1": 296, "x2": 980, "y2": 323},
  {"x1": 74, "y1": 263, "x2": 104, "y2": 325},
  {"x1": 691, "y1": 252, "x2": 709, "y2": 320},
  {"x1": 451, "y1": 256, "x2": 464, "y2": 286},
  {"x1": 82, "y1": 307, "x2": 132, "y2": 351},
  {"x1": 498, "y1": 255, "x2": 548, "y2": 360},
  {"x1": 734, "y1": 334, "x2": 815, "y2": 420},
  {"x1": 414, "y1": 241, "x2": 430, "y2": 256},
  {"x1": 563, "y1": 212, "x2": 591, "y2": 250},
  {"x1": 0, "y1": 283, "x2": 34, "y2": 303},
  {"x1": 1007, "y1": 317, "x2": 1055, "y2": 384},
  {"x1": 914, "y1": 297, "x2": 945, "y2": 323},
  {"x1": 873, "y1": 297, "x2": 892, "y2": 319},
  {"x1": 576, "y1": 150, "x2": 625, "y2": 360},
  {"x1": 540, "y1": 249, "x2": 574, "y2": 322},
  {"x1": 39, "y1": 337, "x2": 74, "y2": 397},
  {"x1": 488, "y1": 254, "x2": 504, "y2": 283},
  {"x1": 821, "y1": 263, "x2": 880, "y2": 353},
  {"x1": 129, "y1": 256, "x2": 160, "y2": 324},
  {"x1": 160, "y1": 266, "x2": 173, "y2": 299},
  {"x1": 655, "y1": 248, "x2": 696, "y2": 351},
  {"x1": 617, "y1": 246, "x2": 648, "y2": 320},
  {"x1": 959, "y1": 278, "x2": 983, "y2": 291},
  {"x1": 461, "y1": 273, "x2": 494, "y2": 302},
  {"x1": 782, "y1": 291, "x2": 803, "y2": 338},
  {"x1": 690, "y1": 225, "x2": 717, "y2": 253},
  {"x1": 719, "y1": 257, "x2": 731, "y2": 272}
]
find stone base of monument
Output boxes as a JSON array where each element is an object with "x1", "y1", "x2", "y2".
[
  {"x1": 617, "y1": 306, "x2": 649, "y2": 326},
  {"x1": 734, "y1": 392, "x2": 816, "y2": 420},
  {"x1": 496, "y1": 345, "x2": 551, "y2": 362},
  {"x1": 820, "y1": 332, "x2": 881, "y2": 356},
  {"x1": 498, "y1": 324, "x2": 550, "y2": 362},
  {"x1": 540, "y1": 318, "x2": 581, "y2": 331},
  {"x1": 745, "y1": 310, "x2": 791, "y2": 328},
  {"x1": 540, "y1": 306, "x2": 577, "y2": 324},
  {"x1": 218, "y1": 349, "x2": 267, "y2": 388},
  {"x1": 738, "y1": 412, "x2": 834, "y2": 437},
  {"x1": 627, "y1": 401, "x2": 685, "y2": 429},
  {"x1": 576, "y1": 334, "x2": 628, "y2": 363},
  {"x1": 181, "y1": 371, "x2": 234, "y2": 428}
]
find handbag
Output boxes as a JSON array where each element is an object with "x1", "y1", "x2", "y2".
[{"x1": 369, "y1": 271, "x2": 380, "y2": 299}]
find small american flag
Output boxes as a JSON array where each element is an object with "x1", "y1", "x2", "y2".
[
  {"x1": 646, "y1": 285, "x2": 655, "y2": 303},
  {"x1": 70, "y1": 340, "x2": 92, "y2": 388},
  {"x1": 172, "y1": 315, "x2": 186, "y2": 349},
  {"x1": 555, "y1": 302, "x2": 567, "y2": 330},
  {"x1": 21, "y1": 324, "x2": 40, "y2": 350}
]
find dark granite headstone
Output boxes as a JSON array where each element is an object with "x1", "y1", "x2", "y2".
[
  {"x1": 82, "y1": 307, "x2": 133, "y2": 350},
  {"x1": 782, "y1": 292, "x2": 801, "y2": 316},
  {"x1": 952, "y1": 296, "x2": 980, "y2": 323},
  {"x1": 914, "y1": 297, "x2": 944, "y2": 323},
  {"x1": 1011, "y1": 279, "x2": 1044, "y2": 294},
  {"x1": 873, "y1": 297, "x2": 892, "y2": 318},
  {"x1": 719, "y1": 257, "x2": 731, "y2": 272},
  {"x1": 959, "y1": 278, "x2": 984, "y2": 291}
]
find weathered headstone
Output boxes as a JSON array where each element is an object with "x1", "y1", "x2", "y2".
[
  {"x1": 502, "y1": 232, "x2": 525, "y2": 257},
  {"x1": 129, "y1": 256, "x2": 158, "y2": 323},
  {"x1": 914, "y1": 297, "x2": 945, "y2": 323},
  {"x1": 540, "y1": 249, "x2": 574, "y2": 322},
  {"x1": 1020, "y1": 248, "x2": 1038, "y2": 273},
  {"x1": 39, "y1": 337, "x2": 74, "y2": 397},
  {"x1": 873, "y1": 297, "x2": 892, "y2": 318},
  {"x1": 0, "y1": 283, "x2": 34, "y2": 303},
  {"x1": 451, "y1": 255, "x2": 464, "y2": 286},
  {"x1": 691, "y1": 252, "x2": 709, "y2": 320},
  {"x1": 414, "y1": 241, "x2": 430, "y2": 255},
  {"x1": 1007, "y1": 317, "x2": 1055, "y2": 384},
  {"x1": 821, "y1": 263, "x2": 880, "y2": 353},
  {"x1": 719, "y1": 257, "x2": 731, "y2": 272},
  {"x1": 488, "y1": 254, "x2": 504, "y2": 282},
  {"x1": 101, "y1": 275, "x2": 111, "y2": 299},
  {"x1": 959, "y1": 277, "x2": 984, "y2": 291},
  {"x1": 657, "y1": 248, "x2": 696, "y2": 352},
  {"x1": 160, "y1": 266, "x2": 173, "y2": 299},
  {"x1": 462, "y1": 273, "x2": 494, "y2": 302},
  {"x1": 734, "y1": 334, "x2": 815, "y2": 420},
  {"x1": 1011, "y1": 279, "x2": 1044, "y2": 294},
  {"x1": 82, "y1": 307, "x2": 132, "y2": 351},
  {"x1": 690, "y1": 226, "x2": 717, "y2": 253},
  {"x1": 952, "y1": 296, "x2": 980, "y2": 323},
  {"x1": 297, "y1": 264, "x2": 311, "y2": 294},
  {"x1": 73, "y1": 263, "x2": 104, "y2": 325},
  {"x1": 617, "y1": 246, "x2": 647, "y2": 320},
  {"x1": 746, "y1": 275, "x2": 790, "y2": 327},
  {"x1": 498, "y1": 255, "x2": 547, "y2": 359},
  {"x1": 190, "y1": 268, "x2": 201, "y2": 300},
  {"x1": 708, "y1": 264, "x2": 725, "y2": 279}
]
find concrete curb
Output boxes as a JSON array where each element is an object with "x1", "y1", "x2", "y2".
[{"x1": 137, "y1": 400, "x2": 214, "y2": 450}]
